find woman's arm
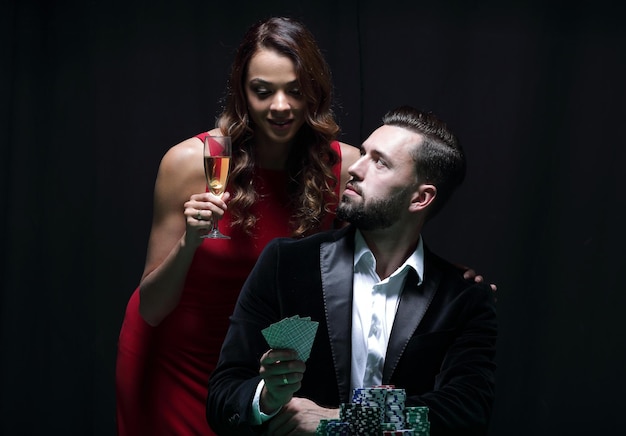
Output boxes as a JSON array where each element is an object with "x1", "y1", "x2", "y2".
[{"x1": 138, "y1": 133, "x2": 228, "y2": 326}]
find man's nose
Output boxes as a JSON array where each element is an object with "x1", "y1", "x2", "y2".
[{"x1": 347, "y1": 155, "x2": 366, "y2": 179}]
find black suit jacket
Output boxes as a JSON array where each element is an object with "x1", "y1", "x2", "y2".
[{"x1": 207, "y1": 226, "x2": 497, "y2": 435}]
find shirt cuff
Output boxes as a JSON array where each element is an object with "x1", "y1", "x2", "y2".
[{"x1": 251, "y1": 379, "x2": 281, "y2": 424}]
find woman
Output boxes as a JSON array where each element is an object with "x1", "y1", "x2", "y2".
[{"x1": 115, "y1": 17, "x2": 360, "y2": 435}]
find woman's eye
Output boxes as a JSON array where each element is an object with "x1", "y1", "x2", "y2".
[
  {"x1": 290, "y1": 88, "x2": 302, "y2": 96},
  {"x1": 254, "y1": 88, "x2": 271, "y2": 97}
]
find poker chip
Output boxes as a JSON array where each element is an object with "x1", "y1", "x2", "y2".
[
  {"x1": 404, "y1": 405, "x2": 430, "y2": 434},
  {"x1": 317, "y1": 419, "x2": 350, "y2": 435},
  {"x1": 316, "y1": 419, "x2": 336, "y2": 435},
  {"x1": 317, "y1": 386, "x2": 431, "y2": 435},
  {"x1": 340, "y1": 403, "x2": 382, "y2": 435}
]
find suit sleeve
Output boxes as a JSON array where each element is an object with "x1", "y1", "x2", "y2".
[
  {"x1": 406, "y1": 282, "x2": 497, "y2": 436},
  {"x1": 206, "y1": 239, "x2": 284, "y2": 435}
]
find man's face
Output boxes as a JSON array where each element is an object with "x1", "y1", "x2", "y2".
[{"x1": 337, "y1": 125, "x2": 422, "y2": 230}]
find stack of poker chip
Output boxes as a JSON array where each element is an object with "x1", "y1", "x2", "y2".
[
  {"x1": 316, "y1": 385, "x2": 431, "y2": 435},
  {"x1": 316, "y1": 418, "x2": 350, "y2": 435},
  {"x1": 352, "y1": 387, "x2": 387, "y2": 422},
  {"x1": 381, "y1": 387, "x2": 406, "y2": 430},
  {"x1": 353, "y1": 385, "x2": 407, "y2": 431},
  {"x1": 339, "y1": 403, "x2": 382, "y2": 435},
  {"x1": 404, "y1": 406, "x2": 430, "y2": 436}
]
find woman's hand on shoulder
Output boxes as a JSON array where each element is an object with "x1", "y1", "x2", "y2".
[
  {"x1": 463, "y1": 268, "x2": 497, "y2": 290},
  {"x1": 461, "y1": 266, "x2": 498, "y2": 302}
]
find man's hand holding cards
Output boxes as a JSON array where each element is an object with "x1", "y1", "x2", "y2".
[{"x1": 261, "y1": 315, "x2": 319, "y2": 361}]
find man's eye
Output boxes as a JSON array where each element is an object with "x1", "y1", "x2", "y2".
[{"x1": 374, "y1": 157, "x2": 387, "y2": 167}]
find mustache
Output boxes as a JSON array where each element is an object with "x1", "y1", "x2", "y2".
[{"x1": 345, "y1": 180, "x2": 362, "y2": 195}]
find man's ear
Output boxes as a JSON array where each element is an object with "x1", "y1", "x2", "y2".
[{"x1": 409, "y1": 184, "x2": 436, "y2": 213}]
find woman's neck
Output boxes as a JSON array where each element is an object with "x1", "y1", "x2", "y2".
[{"x1": 254, "y1": 137, "x2": 291, "y2": 170}]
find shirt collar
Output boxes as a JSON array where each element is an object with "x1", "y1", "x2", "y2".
[{"x1": 353, "y1": 230, "x2": 424, "y2": 285}]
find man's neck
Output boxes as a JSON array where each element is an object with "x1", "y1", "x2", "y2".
[{"x1": 360, "y1": 228, "x2": 421, "y2": 280}]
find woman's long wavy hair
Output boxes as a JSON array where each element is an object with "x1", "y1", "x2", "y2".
[{"x1": 216, "y1": 17, "x2": 340, "y2": 237}]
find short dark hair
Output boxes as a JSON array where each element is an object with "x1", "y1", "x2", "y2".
[{"x1": 383, "y1": 106, "x2": 466, "y2": 219}]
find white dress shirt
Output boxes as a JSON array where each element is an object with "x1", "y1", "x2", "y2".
[{"x1": 350, "y1": 230, "x2": 424, "y2": 393}]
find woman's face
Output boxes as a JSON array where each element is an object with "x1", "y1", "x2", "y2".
[{"x1": 245, "y1": 48, "x2": 306, "y2": 147}]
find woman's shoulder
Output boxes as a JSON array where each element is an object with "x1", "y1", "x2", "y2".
[
  {"x1": 338, "y1": 141, "x2": 360, "y2": 166},
  {"x1": 156, "y1": 135, "x2": 205, "y2": 184},
  {"x1": 194, "y1": 128, "x2": 223, "y2": 141},
  {"x1": 162, "y1": 136, "x2": 202, "y2": 165},
  {"x1": 159, "y1": 127, "x2": 228, "y2": 178}
]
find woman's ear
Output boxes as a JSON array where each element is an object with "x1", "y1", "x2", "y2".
[{"x1": 409, "y1": 184, "x2": 437, "y2": 213}]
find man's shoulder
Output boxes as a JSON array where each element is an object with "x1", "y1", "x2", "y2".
[
  {"x1": 424, "y1": 248, "x2": 493, "y2": 297},
  {"x1": 269, "y1": 225, "x2": 353, "y2": 249}
]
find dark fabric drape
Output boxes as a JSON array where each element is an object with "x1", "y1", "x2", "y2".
[{"x1": 2, "y1": 1, "x2": 624, "y2": 434}]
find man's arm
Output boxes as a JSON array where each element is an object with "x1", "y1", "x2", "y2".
[
  {"x1": 206, "y1": 240, "x2": 285, "y2": 435},
  {"x1": 207, "y1": 232, "x2": 345, "y2": 434},
  {"x1": 266, "y1": 398, "x2": 340, "y2": 435},
  {"x1": 401, "y1": 281, "x2": 497, "y2": 435},
  {"x1": 258, "y1": 349, "x2": 306, "y2": 415}
]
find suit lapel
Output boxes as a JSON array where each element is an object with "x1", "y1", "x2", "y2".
[
  {"x1": 320, "y1": 227, "x2": 355, "y2": 403},
  {"x1": 383, "y1": 253, "x2": 440, "y2": 383}
]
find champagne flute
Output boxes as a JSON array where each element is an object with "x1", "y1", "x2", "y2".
[{"x1": 202, "y1": 135, "x2": 232, "y2": 239}]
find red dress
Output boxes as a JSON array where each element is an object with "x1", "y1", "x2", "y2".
[{"x1": 115, "y1": 136, "x2": 342, "y2": 435}]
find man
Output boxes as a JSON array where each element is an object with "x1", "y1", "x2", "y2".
[{"x1": 207, "y1": 106, "x2": 497, "y2": 435}]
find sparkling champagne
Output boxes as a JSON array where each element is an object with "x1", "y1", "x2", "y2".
[{"x1": 204, "y1": 156, "x2": 230, "y2": 196}]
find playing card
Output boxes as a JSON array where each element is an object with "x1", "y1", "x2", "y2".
[{"x1": 261, "y1": 315, "x2": 319, "y2": 361}]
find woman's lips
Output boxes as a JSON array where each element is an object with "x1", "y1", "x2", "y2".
[{"x1": 268, "y1": 119, "x2": 293, "y2": 130}]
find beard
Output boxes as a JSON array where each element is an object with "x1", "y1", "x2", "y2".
[{"x1": 337, "y1": 185, "x2": 412, "y2": 230}]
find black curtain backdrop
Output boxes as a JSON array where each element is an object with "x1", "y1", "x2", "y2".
[{"x1": 2, "y1": 0, "x2": 625, "y2": 434}]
